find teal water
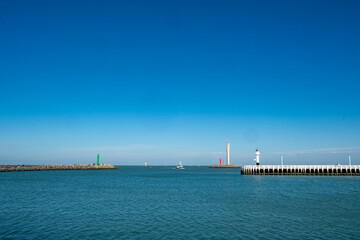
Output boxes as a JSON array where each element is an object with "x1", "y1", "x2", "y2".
[{"x1": 1, "y1": 166, "x2": 359, "y2": 239}]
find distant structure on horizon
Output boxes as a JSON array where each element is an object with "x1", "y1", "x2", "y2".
[
  {"x1": 226, "y1": 142, "x2": 230, "y2": 165},
  {"x1": 209, "y1": 141, "x2": 240, "y2": 168}
]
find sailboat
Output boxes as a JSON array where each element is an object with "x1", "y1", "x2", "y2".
[{"x1": 176, "y1": 161, "x2": 185, "y2": 169}]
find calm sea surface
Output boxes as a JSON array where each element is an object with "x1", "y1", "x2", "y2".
[{"x1": 1, "y1": 166, "x2": 359, "y2": 239}]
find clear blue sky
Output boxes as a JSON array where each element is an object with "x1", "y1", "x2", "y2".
[{"x1": 1, "y1": 0, "x2": 360, "y2": 165}]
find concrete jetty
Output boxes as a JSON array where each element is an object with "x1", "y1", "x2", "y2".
[
  {"x1": 0, "y1": 164, "x2": 117, "y2": 172},
  {"x1": 240, "y1": 165, "x2": 360, "y2": 176}
]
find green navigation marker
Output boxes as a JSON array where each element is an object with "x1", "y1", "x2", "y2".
[{"x1": 97, "y1": 154, "x2": 100, "y2": 165}]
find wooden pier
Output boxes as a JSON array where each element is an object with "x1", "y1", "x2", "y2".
[{"x1": 240, "y1": 165, "x2": 360, "y2": 176}]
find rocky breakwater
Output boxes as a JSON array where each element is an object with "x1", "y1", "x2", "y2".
[
  {"x1": 209, "y1": 165, "x2": 241, "y2": 168},
  {"x1": 0, "y1": 164, "x2": 117, "y2": 172}
]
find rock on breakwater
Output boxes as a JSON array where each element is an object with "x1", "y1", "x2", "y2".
[{"x1": 0, "y1": 164, "x2": 117, "y2": 172}]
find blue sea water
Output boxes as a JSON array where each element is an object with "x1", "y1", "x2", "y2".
[{"x1": 0, "y1": 166, "x2": 359, "y2": 240}]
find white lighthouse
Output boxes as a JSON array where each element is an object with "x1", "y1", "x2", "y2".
[
  {"x1": 226, "y1": 142, "x2": 230, "y2": 165},
  {"x1": 254, "y1": 149, "x2": 260, "y2": 165}
]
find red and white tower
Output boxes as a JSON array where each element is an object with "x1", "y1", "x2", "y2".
[{"x1": 226, "y1": 142, "x2": 230, "y2": 165}]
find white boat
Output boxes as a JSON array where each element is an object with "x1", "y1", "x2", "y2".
[{"x1": 176, "y1": 161, "x2": 185, "y2": 169}]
